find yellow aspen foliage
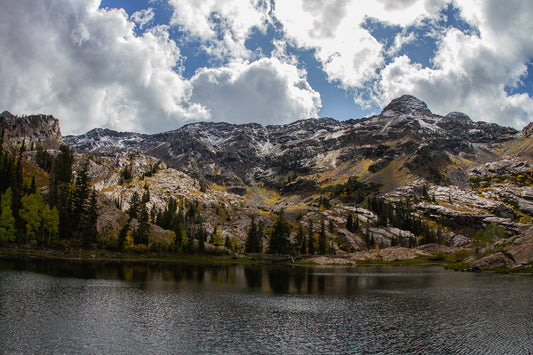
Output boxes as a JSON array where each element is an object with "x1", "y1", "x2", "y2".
[
  {"x1": 168, "y1": 231, "x2": 176, "y2": 246},
  {"x1": 124, "y1": 232, "x2": 134, "y2": 251}
]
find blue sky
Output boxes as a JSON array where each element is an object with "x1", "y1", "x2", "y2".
[{"x1": 1, "y1": 0, "x2": 532, "y2": 134}]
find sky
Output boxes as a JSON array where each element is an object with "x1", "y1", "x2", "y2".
[{"x1": 1, "y1": 0, "x2": 532, "y2": 135}]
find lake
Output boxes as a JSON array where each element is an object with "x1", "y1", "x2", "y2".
[{"x1": 0, "y1": 258, "x2": 531, "y2": 354}]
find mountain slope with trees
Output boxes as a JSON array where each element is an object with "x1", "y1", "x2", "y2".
[{"x1": 1, "y1": 96, "x2": 532, "y2": 270}]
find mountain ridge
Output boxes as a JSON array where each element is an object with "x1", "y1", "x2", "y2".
[{"x1": 64, "y1": 94, "x2": 520, "y2": 190}]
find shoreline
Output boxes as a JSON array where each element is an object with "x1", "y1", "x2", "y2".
[
  {"x1": 1, "y1": 246, "x2": 531, "y2": 274},
  {"x1": 0, "y1": 246, "x2": 444, "y2": 266}
]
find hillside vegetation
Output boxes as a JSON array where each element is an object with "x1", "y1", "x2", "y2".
[{"x1": 1, "y1": 97, "x2": 532, "y2": 270}]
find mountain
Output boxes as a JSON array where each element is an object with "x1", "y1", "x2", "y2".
[
  {"x1": 65, "y1": 95, "x2": 519, "y2": 190},
  {"x1": 3, "y1": 95, "x2": 533, "y2": 268}
]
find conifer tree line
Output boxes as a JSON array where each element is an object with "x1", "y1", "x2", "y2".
[
  {"x1": 245, "y1": 216, "x2": 263, "y2": 253},
  {"x1": 248, "y1": 195, "x2": 447, "y2": 255},
  {"x1": 246, "y1": 210, "x2": 336, "y2": 255},
  {"x1": 0, "y1": 137, "x2": 98, "y2": 247},
  {"x1": 148, "y1": 197, "x2": 237, "y2": 253},
  {"x1": 367, "y1": 196, "x2": 438, "y2": 245}
]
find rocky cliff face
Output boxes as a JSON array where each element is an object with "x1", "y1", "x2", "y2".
[
  {"x1": 1, "y1": 111, "x2": 63, "y2": 150},
  {"x1": 523, "y1": 122, "x2": 533, "y2": 138}
]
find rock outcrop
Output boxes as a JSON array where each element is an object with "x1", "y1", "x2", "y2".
[
  {"x1": 523, "y1": 122, "x2": 533, "y2": 138},
  {"x1": 470, "y1": 252, "x2": 516, "y2": 271},
  {"x1": 1, "y1": 111, "x2": 62, "y2": 150},
  {"x1": 507, "y1": 227, "x2": 533, "y2": 265},
  {"x1": 350, "y1": 247, "x2": 421, "y2": 262}
]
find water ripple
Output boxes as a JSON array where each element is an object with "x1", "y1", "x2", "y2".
[{"x1": 0, "y1": 262, "x2": 531, "y2": 354}]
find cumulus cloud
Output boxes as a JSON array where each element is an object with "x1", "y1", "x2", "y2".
[
  {"x1": 276, "y1": 2, "x2": 381, "y2": 90},
  {"x1": 0, "y1": 0, "x2": 211, "y2": 134},
  {"x1": 0, "y1": 0, "x2": 322, "y2": 134},
  {"x1": 273, "y1": 0, "x2": 446, "y2": 91},
  {"x1": 1, "y1": 0, "x2": 531, "y2": 133},
  {"x1": 190, "y1": 58, "x2": 321, "y2": 124},
  {"x1": 167, "y1": 0, "x2": 270, "y2": 61},
  {"x1": 131, "y1": 8, "x2": 155, "y2": 29}
]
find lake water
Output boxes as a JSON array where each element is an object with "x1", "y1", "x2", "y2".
[{"x1": 0, "y1": 259, "x2": 531, "y2": 354}]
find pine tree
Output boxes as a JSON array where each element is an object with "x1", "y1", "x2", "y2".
[
  {"x1": 142, "y1": 183, "x2": 150, "y2": 203},
  {"x1": 346, "y1": 213, "x2": 354, "y2": 232},
  {"x1": 297, "y1": 223, "x2": 306, "y2": 254},
  {"x1": 197, "y1": 225, "x2": 206, "y2": 252},
  {"x1": 328, "y1": 219, "x2": 334, "y2": 233},
  {"x1": 245, "y1": 217, "x2": 262, "y2": 253},
  {"x1": 28, "y1": 175, "x2": 36, "y2": 194},
  {"x1": 0, "y1": 153, "x2": 13, "y2": 192},
  {"x1": 224, "y1": 235, "x2": 232, "y2": 250},
  {"x1": 82, "y1": 188, "x2": 98, "y2": 248},
  {"x1": 319, "y1": 218, "x2": 327, "y2": 255},
  {"x1": 128, "y1": 192, "x2": 140, "y2": 220},
  {"x1": 36, "y1": 144, "x2": 53, "y2": 173},
  {"x1": 52, "y1": 145, "x2": 73, "y2": 191},
  {"x1": 135, "y1": 204, "x2": 150, "y2": 245},
  {"x1": 118, "y1": 224, "x2": 129, "y2": 251},
  {"x1": 268, "y1": 210, "x2": 291, "y2": 254},
  {"x1": 257, "y1": 221, "x2": 264, "y2": 252},
  {"x1": 72, "y1": 161, "x2": 90, "y2": 233},
  {"x1": 307, "y1": 219, "x2": 315, "y2": 255},
  {"x1": 52, "y1": 145, "x2": 74, "y2": 240}
]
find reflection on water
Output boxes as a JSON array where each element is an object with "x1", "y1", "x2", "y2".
[
  {"x1": 0, "y1": 259, "x2": 441, "y2": 295},
  {"x1": 0, "y1": 258, "x2": 532, "y2": 354}
]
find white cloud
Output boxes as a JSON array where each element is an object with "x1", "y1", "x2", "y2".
[
  {"x1": 167, "y1": 0, "x2": 270, "y2": 61},
  {"x1": 273, "y1": 0, "x2": 448, "y2": 91},
  {"x1": 274, "y1": 1, "x2": 383, "y2": 89},
  {"x1": 274, "y1": 0, "x2": 532, "y2": 128},
  {"x1": 1, "y1": 0, "x2": 530, "y2": 134},
  {"x1": 375, "y1": 1, "x2": 533, "y2": 128},
  {"x1": 131, "y1": 8, "x2": 155, "y2": 29},
  {"x1": 0, "y1": 0, "x2": 323, "y2": 134},
  {"x1": 0, "y1": 0, "x2": 212, "y2": 134},
  {"x1": 189, "y1": 58, "x2": 321, "y2": 125}
]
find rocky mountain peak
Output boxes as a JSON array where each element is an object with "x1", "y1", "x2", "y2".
[
  {"x1": 1, "y1": 111, "x2": 15, "y2": 119},
  {"x1": 381, "y1": 95, "x2": 432, "y2": 117},
  {"x1": 523, "y1": 122, "x2": 533, "y2": 138},
  {"x1": 445, "y1": 111, "x2": 472, "y2": 123}
]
